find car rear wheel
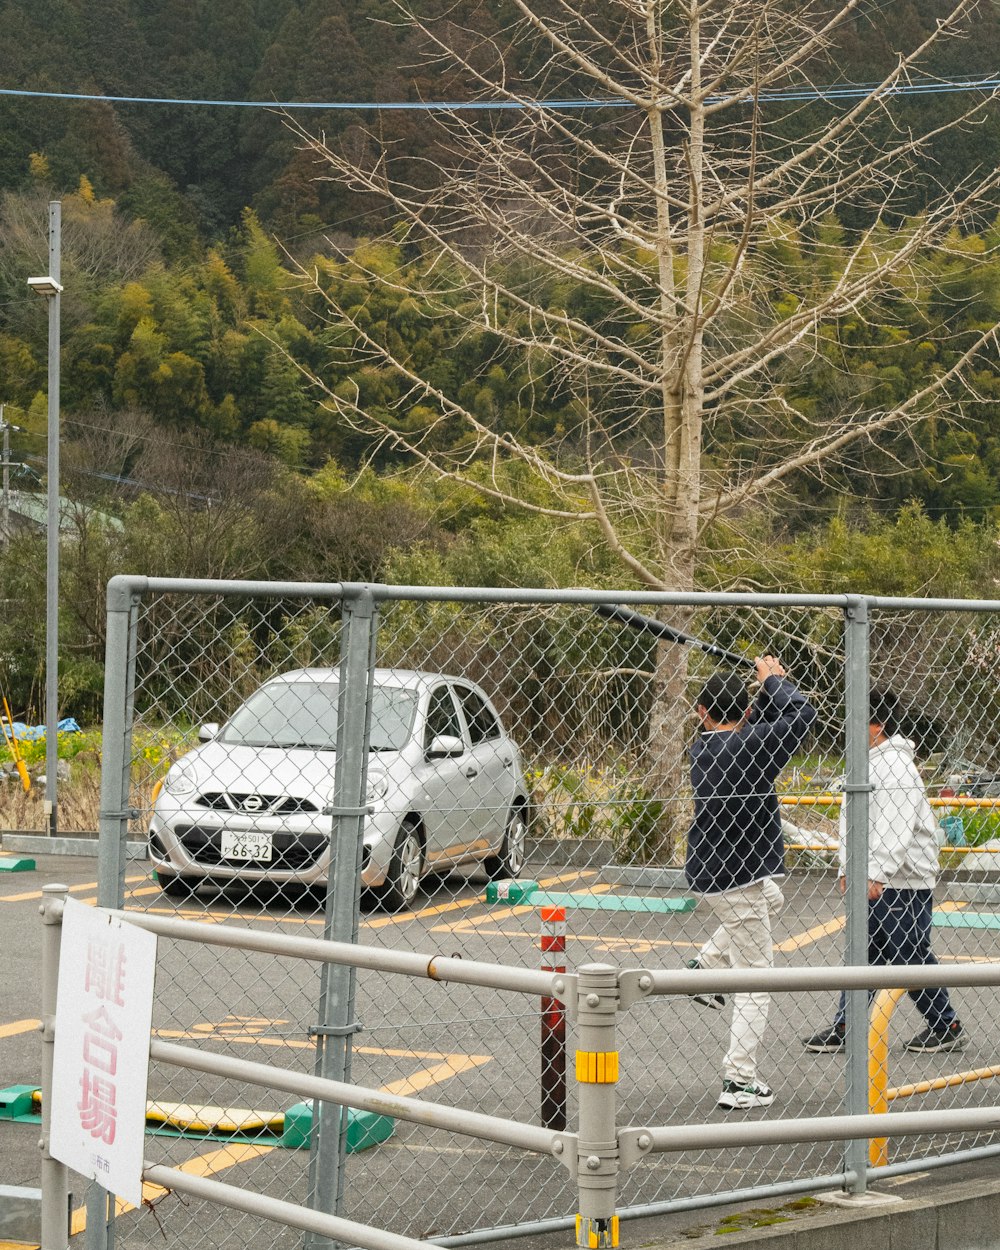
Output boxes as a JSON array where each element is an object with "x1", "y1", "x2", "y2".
[
  {"x1": 485, "y1": 806, "x2": 528, "y2": 880},
  {"x1": 381, "y1": 824, "x2": 423, "y2": 911}
]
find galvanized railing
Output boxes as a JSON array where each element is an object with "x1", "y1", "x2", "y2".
[{"x1": 39, "y1": 883, "x2": 1000, "y2": 1250}]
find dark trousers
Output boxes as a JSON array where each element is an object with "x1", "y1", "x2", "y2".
[{"x1": 833, "y1": 887, "x2": 957, "y2": 1031}]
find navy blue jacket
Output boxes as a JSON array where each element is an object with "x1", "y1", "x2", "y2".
[{"x1": 685, "y1": 676, "x2": 816, "y2": 895}]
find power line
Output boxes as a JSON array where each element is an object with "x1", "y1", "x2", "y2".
[{"x1": 0, "y1": 75, "x2": 997, "y2": 112}]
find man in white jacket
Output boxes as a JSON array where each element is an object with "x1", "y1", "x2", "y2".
[{"x1": 803, "y1": 688, "x2": 965, "y2": 1055}]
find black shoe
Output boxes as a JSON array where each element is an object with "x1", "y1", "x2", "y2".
[
  {"x1": 718, "y1": 1079, "x2": 774, "y2": 1110},
  {"x1": 686, "y1": 958, "x2": 725, "y2": 1010},
  {"x1": 803, "y1": 1025, "x2": 845, "y2": 1054},
  {"x1": 904, "y1": 1021, "x2": 965, "y2": 1053}
]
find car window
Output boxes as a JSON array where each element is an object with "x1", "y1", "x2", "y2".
[
  {"x1": 455, "y1": 685, "x2": 502, "y2": 745},
  {"x1": 220, "y1": 681, "x2": 417, "y2": 751},
  {"x1": 424, "y1": 686, "x2": 463, "y2": 749}
]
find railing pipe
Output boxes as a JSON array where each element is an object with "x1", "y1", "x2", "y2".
[
  {"x1": 141, "y1": 1164, "x2": 435, "y2": 1250},
  {"x1": 631, "y1": 962, "x2": 1000, "y2": 996},
  {"x1": 110, "y1": 911, "x2": 565, "y2": 997},
  {"x1": 148, "y1": 1040, "x2": 562, "y2": 1157},
  {"x1": 629, "y1": 1104, "x2": 1000, "y2": 1155}
]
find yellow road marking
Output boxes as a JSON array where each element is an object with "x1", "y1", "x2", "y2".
[
  {"x1": 776, "y1": 902, "x2": 969, "y2": 953},
  {"x1": 68, "y1": 1142, "x2": 276, "y2": 1231},
  {"x1": 378, "y1": 1054, "x2": 492, "y2": 1097},
  {"x1": 68, "y1": 1039, "x2": 488, "y2": 1234},
  {"x1": 362, "y1": 869, "x2": 598, "y2": 930},
  {"x1": 775, "y1": 917, "x2": 845, "y2": 952},
  {"x1": 0, "y1": 1018, "x2": 40, "y2": 1039},
  {"x1": 152, "y1": 1024, "x2": 490, "y2": 1066},
  {"x1": 0, "y1": 874, "x2": 146, "y2": 903}
]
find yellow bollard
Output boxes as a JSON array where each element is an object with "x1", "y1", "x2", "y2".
[{"x1": 868, "y1": 987, "x2": 906, "y2": 1167}]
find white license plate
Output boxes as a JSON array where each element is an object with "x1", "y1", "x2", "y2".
[{"x1": 220, "y1": 831, "x2": 273, "y2": 862}]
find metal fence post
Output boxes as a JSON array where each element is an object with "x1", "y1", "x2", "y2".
[
  {"x1": 90, "y1": 576, "x2": 142, "y2": 1250},
  {"x1": 575, "y1": 963, "x2": 620, "y2": 1250},
  {"x1": 305, "y1": 586, "x2": 378, "y2": 1250},
  {"x1": 40, "y1": 883, "x2": 68, "y2": 1250},
  {"x1": 842, "y1": 596, "x2": 871, "y2": 1194}
]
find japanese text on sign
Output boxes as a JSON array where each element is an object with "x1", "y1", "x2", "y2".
[{"x1": 51, "y1": 897, "x2": 156, "y2": 1207}]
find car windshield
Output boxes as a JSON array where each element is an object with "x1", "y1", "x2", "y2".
[{"x1": 220, "y1": 682, "x2": 418, "y2": 751}]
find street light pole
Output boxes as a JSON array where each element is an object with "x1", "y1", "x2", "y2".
[{"x1": 27, "y1": 201, "x2": 62, "y2": 838}]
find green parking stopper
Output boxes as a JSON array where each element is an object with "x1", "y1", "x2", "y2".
[
  {"x1": 281, "y1": 1102, "x2": 394, "y2": 1152},
  {"x1": 484, "y1": 879, "x2": 540, "y2": 905},
  {"x1": 0, "y1": 857, "x2": 35, "y2": 872},
  {"x1": 0, "y1": 1086, "x2": 41, "y2": 1121}
]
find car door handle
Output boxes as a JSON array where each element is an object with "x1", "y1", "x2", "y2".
[
  {"x1": 502, "y1": 757, "x2": 513, "y2": 769},
  {"x1": 463, "y1": 765, "x2": 479, "y2": 778}
]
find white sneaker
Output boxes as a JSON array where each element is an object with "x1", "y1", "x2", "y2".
[{"x1": 718, "y1": 1079, "x2": 774, "y2": 1110}]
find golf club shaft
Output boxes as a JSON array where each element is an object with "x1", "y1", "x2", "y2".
[{"x1": 595, "y1": 603, "x2": 756, "y2": 670}]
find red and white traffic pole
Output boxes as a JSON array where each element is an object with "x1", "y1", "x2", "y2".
[{"x1": 540, "y1": 904, "x2": 567, "y2": 1131}]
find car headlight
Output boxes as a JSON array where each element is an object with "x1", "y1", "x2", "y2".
[{"x1": 162, "y1": 757, "x2": 199, "y2": 797}]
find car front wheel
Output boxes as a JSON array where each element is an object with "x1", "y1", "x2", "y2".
[
  {"x1": 381, "y1": 824, "x2": 423, "y2": 911},
  {"x1": 485, "y1": 806, "x2": 528, "y2": 880}
]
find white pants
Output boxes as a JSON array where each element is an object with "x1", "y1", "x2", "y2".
[{"x1": 697, "y1": 878, "x2": 784, "y2": 1084}]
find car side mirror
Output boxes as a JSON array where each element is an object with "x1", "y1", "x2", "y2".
[
  {"x1": 426, "y1": 734, "x2": 464, "y2": 760},
  {"x1": 198, "y1": 723, "x2": 220, "y2": 742}
]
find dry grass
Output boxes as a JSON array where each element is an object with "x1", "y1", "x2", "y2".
[{"x1": 0, "y1": 760, "x2": 160, "y2": 836}]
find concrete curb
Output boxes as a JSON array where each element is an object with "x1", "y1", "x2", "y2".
[
  {"x1": 663, "y1": 1175, "x2": 1000, "y2": 1249},
  {"x1": 0, "y1": 833, "x2": 147, "y2": 859}
]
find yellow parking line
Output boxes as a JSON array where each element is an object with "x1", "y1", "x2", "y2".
[
  {"x1": 0, "y1": 874, "x2": 146, "y2": 903},
  {"x1": 152, "y1": 1026, "x2": 489, "y2": 1066},
  {"x1": 363, "y1": 870, "x2": 599, "y2": 929},
  {"x1": 379, "y1": 1054, "x2": 492, "y2": 1097},
  {"x1": 775, "y1": 917, "x2": 846, "y2": 953},
  {"x1": 0, "y1": 1019, "x2": 39, "y2": 1039},
  {"x1": 68, "y1": 1142, "x2": 276, "y2": 1230},
  {"x1": 69, "y1": 1040, "x2": 488, "y2": 1235}
]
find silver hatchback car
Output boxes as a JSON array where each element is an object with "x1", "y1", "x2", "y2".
[{"x1": 148, "y1": 668, "x2": 532, "y2": 908}]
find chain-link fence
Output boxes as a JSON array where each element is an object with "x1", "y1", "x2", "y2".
[{"x1": 91, "y1": 579, "x2": 1000, "y2": 1249}]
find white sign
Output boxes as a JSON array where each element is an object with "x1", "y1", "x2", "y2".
[{"x1": 50, "y1": 897, "x2": 157, "y2": 1207}]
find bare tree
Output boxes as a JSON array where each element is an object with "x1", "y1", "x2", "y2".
[{"x1": 283, "y1": 0, "x2": 1000, "y2": 859}]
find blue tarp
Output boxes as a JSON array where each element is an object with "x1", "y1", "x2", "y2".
[{"x1": 9, "y1": 718, "x2": 81, "y2": 741}]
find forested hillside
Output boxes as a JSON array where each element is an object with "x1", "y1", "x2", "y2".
[{"x1": 1, "y1": 0, "x2": 1000, "y2": 721}]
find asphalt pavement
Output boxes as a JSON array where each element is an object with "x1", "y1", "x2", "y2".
[{"x1": 2, "y1": 851, "x2": 999, "y2": 1250}]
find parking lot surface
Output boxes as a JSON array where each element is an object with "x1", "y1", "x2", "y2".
[{"x1": 2, "y1": 850, "x2": 999, "y2": 1248}]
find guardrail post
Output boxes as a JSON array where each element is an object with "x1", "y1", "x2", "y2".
[
  {"x1": 305, "y1": 586, "x2": 378, "y2": 1250},
  {"x1": 575, "y1": 963, "x2": 619, "y2": 1249},
  {"x1": 843, "y1": 596, "x2": 871, "y2": 1195},
  {"x1": 40, "y1": 883, "x2": 68, "y2": 1250}
]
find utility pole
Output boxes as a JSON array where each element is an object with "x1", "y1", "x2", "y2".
[{"x1": 27, "y1": 202, "x2": 62, "y2": 838}]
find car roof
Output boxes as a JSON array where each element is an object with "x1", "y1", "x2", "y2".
[{"x1": 266, "y1": 667, "x2": 475, "y2": 692}]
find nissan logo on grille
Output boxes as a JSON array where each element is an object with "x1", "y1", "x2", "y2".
[{"x1": 241, "y1": 794, "x2": 266, "y2": 813}]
